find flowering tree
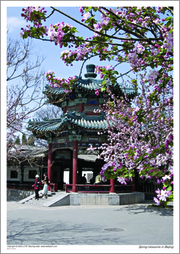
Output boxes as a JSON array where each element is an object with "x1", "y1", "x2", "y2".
[
  {"x1": 20, "y1": 6, "x2": 174, "y2": 206},
  {"x1": 7, "y1": 36, "x2": 46, "y2": 161}
]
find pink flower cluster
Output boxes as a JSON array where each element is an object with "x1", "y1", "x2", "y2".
[
  {"x1": 128, "y1": 43, "x2": 146, "y2": 69},
  {"x1": 147, "y1": 70, "x2": 159, "y2": 85},
  {"x1": 61, "y1": 45, "x2": 93, "y2": 66},
  {"x1": 81, "y1": 12, "x2": 90, "y2": 22},
  {"x1": 95, "y1": 65, "x2": 114, "y2": 79},
  {"x1": 46, "y1": 70, "x2": 77, "y2": 91},
  {"x1": 48, "y1": 22, "x2": 73, "y2": 48},
  {"x1": 98, "y1": 83, "x2": 173, "y2": 197},
  {"x1": 21, "y1": 6, "x2": 47, "y2": 22},
  {"x1": 94, "y1": 14, "x2": 111, "y2": 32},
  {"x1": 20, "y1": 7, "x2": 48, "y2": 38},
  {"x1": 163, "y1": 31, "x2": 173, "y2": 53},
  {"x1": 154, "y1": 189, "x2": 172, "y2": 205}
]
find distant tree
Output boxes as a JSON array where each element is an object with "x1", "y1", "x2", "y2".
[
  {"x1": 14, "y1": 136, "x2": 21, "y2": 145},
  {"x1": 27, "y1": 135, "x2": 35, "y2": 146},
  {"x1": 22, "y1": 134, "x2": 27, "y2": 145},
  {"x1": 34, "y1": 104, "x2": 63, "y2": 120}
]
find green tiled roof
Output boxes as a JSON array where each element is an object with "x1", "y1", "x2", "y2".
[
  {"x1": 43, "y1": 64, "x2": 137, "y2": 106},
  {"x1": 78, "y1": 79, "x2": 102, "y2": 91},
  {"x1": 43, "y1": 81, "x2": 137, "y2": 107},
  {"x1": 44, "y1": 80, "x2": 136, "y2": 96},
  {"x1": 43, "y1": 86, "x2": 65, "y2": 95},
  {"x1": 27, "y1": 111, "x2": 108, "y2": 136}
]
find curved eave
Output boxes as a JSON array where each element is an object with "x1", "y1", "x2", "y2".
[
  {"x1": 78, "y1": 78, "x2": 102, "y2": 91},
  {"x1": 27, "y1": 112, "x2": 108, "y2": 137},
  {"x1": 44, "y1": 82, "x2": 137, "y2": 105},
  {"x1": 68, "y1": 118, "x2": 108, "y2": 130},
  {"x1": 43, "y1": 80, "x2": 104, "y2": 104},
  {"x1": 43, "y1": 86, "x2": 68, "y2": 106},
  {"x1": 27, "y1": 118, "x2": 67, "y2": 137}
]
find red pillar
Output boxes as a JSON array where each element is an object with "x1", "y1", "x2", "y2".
[
  {"x1": 48, "y1": 143, "x2": 52, "y2": 191},
  {"x1": 110, "y1": 179, "x2": 115, "y2": 193},
  {"x1": 72, "y1": 140, "x2": 78, "y2": 192},
  {"x1": 79, "y1": 103, "x2": 84, "y2": 113},
  {"x1": 63, "y1": 107, "x2": 67, "y2": 114}
]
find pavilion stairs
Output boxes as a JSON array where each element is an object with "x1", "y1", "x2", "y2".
[{"x1": 18, "y1": 190, "x2": 70, "y2": 207}]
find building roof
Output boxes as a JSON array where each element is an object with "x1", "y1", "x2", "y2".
[
  {"x1": 8, "y1": 145, "x2": 99, "y2": 164},
  {"x1": 8, "y1": 145, "x2": 48, "y2": 160},
  {"x1": 27, "y1": 111, "x2": 108, "y2": 138},
  {"x1": 44, "y1": 80, "x2": 137, "y2": 106},
  {"x1": 43, "y1": 64, "x2": 137, "y2": 107}
]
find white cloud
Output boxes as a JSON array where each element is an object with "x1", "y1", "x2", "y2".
[{"x1": 7, "y1": 16, "x2": 26, "y2": 33}]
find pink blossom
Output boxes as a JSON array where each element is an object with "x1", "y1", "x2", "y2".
[
  {"x1": 95, "y1": 89, "x2": 99, "y2": 96},
  {"x1": 83, "y1": 12, "x2": 90, "y2": 20}
]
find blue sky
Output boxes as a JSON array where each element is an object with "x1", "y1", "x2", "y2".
[
  {"x1": 4, "y1": 2, "x2": 179, "y2": 83},
  {"x1": 6, "y1": 6, "x2": 92, "y2": 79},
  {"x1": 6, "y1": 5, "x2": 124, "y2": 81}
]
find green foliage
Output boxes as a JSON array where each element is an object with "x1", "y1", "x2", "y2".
[
  {"x1": 14, "y1": 136, "x2": 21, "y2": 145},
  {"x1": 22, "y1": 133, "x2": 27, "y2": 145},
  {"x1": 27, "y1": 135, "x2": 35, "y2": 146}
]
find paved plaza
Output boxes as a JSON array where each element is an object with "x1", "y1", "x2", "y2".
[{"x1": 5, "y1": 200, "x2": 174, "y2": 252}]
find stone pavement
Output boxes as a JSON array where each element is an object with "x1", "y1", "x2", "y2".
[{"x1": 6, "y1": 199, "x2": 174, "y2": 251}]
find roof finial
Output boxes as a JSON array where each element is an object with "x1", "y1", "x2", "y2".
[{"x1": 84, "y1": 64, "x2": 97, "y2": 78}]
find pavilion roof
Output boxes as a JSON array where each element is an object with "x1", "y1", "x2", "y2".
[
  {"x1": 43, "y1": 79, "x2": 137, "y2": 106},
  {"x1": 27, "y1": 111, "x2": 108, "y2": 139}
]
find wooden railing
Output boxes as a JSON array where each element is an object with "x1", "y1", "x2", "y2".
[{"x1": 65, "y1": 183, "x2": 135, "y2": 193}]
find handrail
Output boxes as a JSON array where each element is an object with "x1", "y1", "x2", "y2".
[
  {"x1": 65, "y1": 183, "x2": 135, "y2": 193},
  {"x1": 65, "y1": 184, "x2": 111, "y2": 193}
]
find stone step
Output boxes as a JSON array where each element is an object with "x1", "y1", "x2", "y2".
[
  {"x1": 18, "y1": 191, "x2": 67, "y2": 206},
  {"x1": 18, "y1": 193, "x2": 35, "y2": 204}
]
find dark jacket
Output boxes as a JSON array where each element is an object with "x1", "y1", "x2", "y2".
[
  {"x1": 43, "y1": 176, "x2": 49, "y2": 185},
  {"x1": 33, "y1": 179, "x2": 42, "y2": 190}
]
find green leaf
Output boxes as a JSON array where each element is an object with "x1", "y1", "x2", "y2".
[
  {"x1": 167, "y1": 186, "x2": 172, "y2": 191},
  {"x1": 101, "y1": 87, "x2": 106, "y2": 92},
  {"x1": 165, "y1": 16, "x2": 172, "y2": 21}
]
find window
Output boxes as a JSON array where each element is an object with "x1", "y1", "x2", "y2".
[
  {"x1": 10, "y1": 170, "x2": 18, "y2": 178},
  {"x1": 29, "y1": 170, "x2": 37, "y2": 179}
]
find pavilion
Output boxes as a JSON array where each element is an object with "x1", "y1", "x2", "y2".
[{"x1": 27, "y1": 64, "x2": 137, "y2": 192}]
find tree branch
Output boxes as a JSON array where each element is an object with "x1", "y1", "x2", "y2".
[{"x1": 50, "y1": 6, "x2": 162, "y2": 42}]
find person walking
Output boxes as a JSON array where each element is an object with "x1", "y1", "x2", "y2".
[
  {"x1": 32, "y1": 175, "x2": 42, "y2": 200},
  {"x1": 81, "y1": 174, "x2": 87, "y2": 184},
  {"x1": 42, "y1": 173, "x2": 49, "y2": 199}
]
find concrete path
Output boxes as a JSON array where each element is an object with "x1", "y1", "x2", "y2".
[{"x1": 6, "y1": 200, "x2": 174, "y2": 251}]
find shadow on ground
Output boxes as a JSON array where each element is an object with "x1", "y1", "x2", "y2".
[{"x1": 114, "y1": 203, "x2": 173, "y2": 217}]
